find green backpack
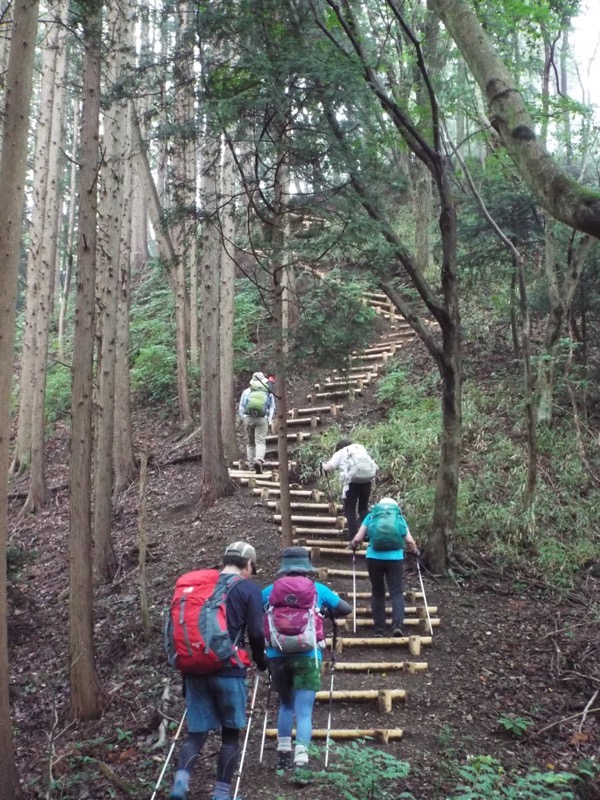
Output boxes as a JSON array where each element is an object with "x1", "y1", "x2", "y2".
[
  {"x1": 245, "y1": 379, "x2": 270, "y2": 417},
  {"x1": 367, "y1": 502, "x2": 407, "y2": 552}
]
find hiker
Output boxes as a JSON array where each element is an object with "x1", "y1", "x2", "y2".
[
  {"x1": 238, "y1": 371, "x2": 275, "y2": 474},
  {"x1": 350, "y1": 498, "x2": 419, "y2": 638},
  {"x1": 321, "y1": 439, "x2": 378, "y2": 540},
  {"x1": 262, "y1": 547, "x2": 352, "y2": 773},
  {"x1": 166, "y1": 541, "x2": 267, "y2": 800}
]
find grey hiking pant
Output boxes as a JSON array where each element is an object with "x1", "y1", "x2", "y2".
[{"x1": 243, "y1": 414, "x2": 268, "y2": 462}]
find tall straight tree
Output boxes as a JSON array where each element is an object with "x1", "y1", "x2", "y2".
[
  {"x1": 199, "y1": 122, "x2": 235, "y2": 507},
  {"x1": 68, "y1": 0, "x2": 106, "y2": 720},
  {"x1": 93, "y1": 0, "x2": 131, "y2": 581},
  {"x1": 11, "y1": 5, "x2": 68, "y2": 482},
  {"x1": 0, "y1": 1, "x2": 39, "y2": 793}
]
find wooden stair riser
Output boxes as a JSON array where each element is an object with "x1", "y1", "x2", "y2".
[
  {"x1": 325, "y1": 636, "x2": 432, "y2": 656},
  {"x1": 324, "y1": 661, "x2": 428, "y2": 673},
  {"x1": 314, "y1": 690, "x2": 405, "y2": 713},
  {"x1": 273, "y1": 515, "x2": 345, "y2": 528},
  {"x1": 265, "y1": 728, "x2": 403, "y2": 743},
  {"x1": 290, "y1": 404, "x2": 343, "y2": 417}
]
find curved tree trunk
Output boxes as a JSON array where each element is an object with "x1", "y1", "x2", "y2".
[
  {"x1": 429, "y1": 0, "x2": 600, "y2": 239},
  {"x1": 0, "y1": 1, "x2": 39, "y2": 793}
]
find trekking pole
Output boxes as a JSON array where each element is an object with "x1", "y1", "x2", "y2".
[
  {"x1": 352, "y1": 549, "x2": 357, "y2": 633},
  {"x1": 258, "y1": 673, "x2": 272, "y2": 764},
  {"x1": 416, "y1": 554, "x2": 434, "y2": 636},
  {"x1": 233, "y1": 671, "x2": 260, "y2": 800},
  {"x1": 149, "y1": 709, "x2": 187, "y2": 800},
  {"x1": 324, "y1": 619, "x2": 337, "y2": 768}
]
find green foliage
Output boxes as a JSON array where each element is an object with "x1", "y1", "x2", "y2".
[
  {"x1": 448, "y1": 755, "x2": 577, "y2": 800},
  {"x1": 497, "y1": 714, "x2": 534, "y2": 737},
  {"x1": 44, "y1": 363, "x2": 72, "y2": 425},
  {"x1": 314, "y1": 741, "x2": 411, "y2": 800},
  {"x1": 131, "y1": 343, "x2": 178, "y2": 406},
  {"x1": 7, "y1": 546, "x2": 36, "y2": 582},
  {"x1": 287, "y1": 271, "x2": 377, "y2": 374}
]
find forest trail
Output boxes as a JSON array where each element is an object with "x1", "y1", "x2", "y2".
[{"x1": 227, "y1": 295, "x2": 440, "y2": 765}]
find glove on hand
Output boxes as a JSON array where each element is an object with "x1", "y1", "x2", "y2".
[{"x1": 255, "y1": 656, "x2": 268, "y2": 673}]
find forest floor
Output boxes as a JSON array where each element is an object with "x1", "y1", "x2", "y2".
[{"x1": 6, "y1": 336, "x2": 600, "y2": 800}]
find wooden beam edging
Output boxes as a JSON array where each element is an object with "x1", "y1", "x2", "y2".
[
  {"x1": 323, "y1": 661, "x2": 428, "y2": 673},
  {"x1": 324, "y1": 635, "x2": 432, "y2": 655},
  {"x1": 265, "y1": 728, "x2": 404, "y2": 742}
]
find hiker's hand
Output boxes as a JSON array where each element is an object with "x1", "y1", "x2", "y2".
[
  {"x1": 255, "y1": 656, "x2": 268, "y2": 672},
  {"x1": 349, "y1": 540, "x2": 359, "y2": 552}
]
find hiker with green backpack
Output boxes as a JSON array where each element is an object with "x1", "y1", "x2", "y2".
[
  {"x1": 350, "y1": 498, "x2": 419, "y2": 638},
  {"x1": 238, "y1": 371, "x2": 275, "y2": 474}
]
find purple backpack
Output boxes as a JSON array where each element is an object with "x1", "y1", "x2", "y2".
[{"x1": 264, "y1": 576, "x2": 325, "y2": 655}]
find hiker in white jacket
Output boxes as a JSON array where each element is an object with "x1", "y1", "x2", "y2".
[{"x1": 321, "y1": 438, "x2": 378, "y2": 540}]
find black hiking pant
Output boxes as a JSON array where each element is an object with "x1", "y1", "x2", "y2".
[
  {"x1": 343, "y1": 481, "x2": 371, "y2": 539},
  {"x1": 366, "y1": 557, "x2": 405, "y2": 632}
]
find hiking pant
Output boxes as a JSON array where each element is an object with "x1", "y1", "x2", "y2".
[
  {"x1": 243, "y1": 415, "x2": 268, "y2": 462},
  {"x1": 269, "y1": 656, "x2": 320, "y2": 747},
  {"x1": 176, "y1": 727, "x2": 239, "y2": 784},
  {"x1": 366, "y1": 557, "x2": 405, "y2": 631},
  {"x1": 343, "y1": 481, "x2": 371, "y2": 539}
]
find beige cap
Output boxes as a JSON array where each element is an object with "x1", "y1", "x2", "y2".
[{"x1": 224, "y1": 541, "x2": 257, "y2": 565}]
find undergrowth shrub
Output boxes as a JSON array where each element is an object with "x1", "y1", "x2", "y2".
[
  {"x1": 45, "y1": 362, "x2": 72, "y2": 424},
  {"x1": 297, "y1": 357, "x2": 600, "y2": 583},
  {"x1": 449, "y1": 755, "x2": 578, "y2": 800}
]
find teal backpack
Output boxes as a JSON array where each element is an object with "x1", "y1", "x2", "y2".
[
  {"x1": 367, "y1": 501, "x2": 407, "y2": 552},
  {"x1": 244, "y1": 378, "x2": 270, "y2": 417}
]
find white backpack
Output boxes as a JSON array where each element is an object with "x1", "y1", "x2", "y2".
[{"x1": 345, "y1": 445, "x2": 377, "y2": 483}]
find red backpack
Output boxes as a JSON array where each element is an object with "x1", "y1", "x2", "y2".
[
  {"x1": 264, "y1": 576, "x2": 325, "y2": 657},
  {"x1": 166, "y1": 570, "x2": 251, "y2": 675}
]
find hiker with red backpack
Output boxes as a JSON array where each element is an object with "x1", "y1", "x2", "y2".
[
  {"x1": 238, "y1": 371, "x2": 276, "y2": 474},
  {"x1": 262, "y1": 547, "x2": 351, "y2": 774},
  {"x1": 165, "y1": 542, "x2": 267, "y2": 800},
  {"x1": 350, "y1": 498, "x2": 419, "y2": 638},
  {"x1": 321, "y1": 439, "x2": 378, "y2": 540}
]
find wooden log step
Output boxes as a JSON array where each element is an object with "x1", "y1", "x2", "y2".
[
  {"x1": 307, "y1": 390, "x2": 363, "y2": 402},
  {"x1": 319, "y1": 567, "x2": 369, "y2": 579},
  {"x1": 352, "y1": 343, "x2": 397, "y2": 356},
  {"x1": 296, "y1": 539, "x2": 358, "y2": 549},
  {"x1": 363, "y1": 291, "x2": 388, "y2": 301},
  {"x1": 281, "y1": 416, "x2": 321, "y2": 428},
  {"x1": 350, "y1": 352, "x2": 390, "y2": 362},
  {"x1": 254, "y1": 488, "x2": 313, "y2": 498},
  {"x1": 313, "y1": 379, "x2": 370, "y2": 392},
  {"x1": 265, "y1": 432, "x2": 310, "y2": 444},
  {"x1": 314, "y1": 689, "x2": 406, "y2": 712},
  {"x1": 238, "y1": 477, "x2": 279, "y2": 487},
  {"x1": 325, "y1": 372, "x2": 372, "y2": 382},
  {"x1": 325, "y1": 635, "x2": 432, "y2": 656},
  {"x1": 268, "y1": 501, "x2": 339, "y2": 513},
  {"x1": 353, "y1": 605, "x2": 438, "y2": 615},
  {"x1": 324, "y1": 661, "x2": 428, "y2": 673},
  {"x1": 273, "y1": 515, "x2": 344, "y2": 527},
  {"x1": 229, "y1": 469, "x2": 273, "y2": 479},
  {"x1": 338, "y1": 617, "x2": 440, "y2": 628},
  {"x1": 290, "y1": 404, "x2": 343, "y2": 416},
  {"x1": 342, "y1": 590, "x2": 424, "y2": 600},
  {"x1": 332, "y1": 364, "x2": 380, "y2": 374},
  {"x1": 310, "y1": 547, "x2": 364, "y2": 557},
  {"x1": 286, "y1": 527, "x2": 346, "y2": 536},
  {"x1": 265, "y1": 728, "x2": 403, "y2": 742}
]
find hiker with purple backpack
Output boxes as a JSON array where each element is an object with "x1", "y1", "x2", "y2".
[{"x1": 262, "y1": 547, "x2": 351, "y2": 774}]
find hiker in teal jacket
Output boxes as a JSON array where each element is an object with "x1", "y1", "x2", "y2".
[{"x1": 350, "y1": 498, "x2": 419, "y2": 638}]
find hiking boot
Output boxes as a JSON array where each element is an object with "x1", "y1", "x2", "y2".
[
  {"x1": 373, "y1": 628, "x2": 386, "y2": 638},
  {"x1": 392, "y1": 626, "x2": 405, "y2": 638},
  {"x1": 169, "y1": 773, "x2": 189, "y2": 800},
  {"x1": 276, "y1": 750, "x2": 293, "y2": 771},
  {"x1": 254, "y1": 459, "x2": 263, "y2": 474}
]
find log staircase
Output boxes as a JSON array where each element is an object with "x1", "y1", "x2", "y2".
[{"x1": 229, "y1": 292, "x2": 440, "y2": 751}]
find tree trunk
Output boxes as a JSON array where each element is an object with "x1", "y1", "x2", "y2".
[
  {"x1": 220, "y1": 137, "x2": 239, "y2": 463},
  {"x1": 0, "y1": 1, "x2": 39, "y2": 793},
  {"x1": 93, "y1": 0, "x2": 130, "y2": 581},
  {"x1": 429, "y1": 0, "x2": 600, "y2": 238},
  {"x1": 22, "y1": 1, "x2": 69, "y2": 512},
  {"x1": 113, "y1": 101, "x2": 138, "y2": 496},
  {"x1": 515, "y1": 250, "x2": 537, "y2": 513},
  {"x1": 11, "y1": 13, "x2": 61, "y2": 478},
  {"x1": 199, "y1": 130, "x2": 235, "y2": 508},
  {"x1": 69, "y1": 0, "x2": 106, "y2": 720},
  {"x1": 58, "y1": 95, "x2": 80, "y2": 360}
]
